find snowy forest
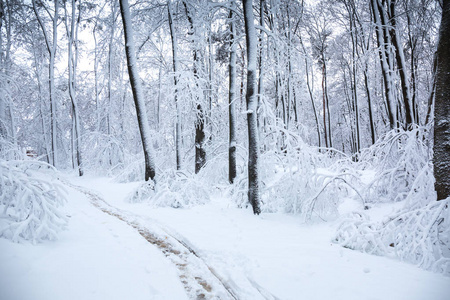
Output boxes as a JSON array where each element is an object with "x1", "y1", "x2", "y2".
[{"x1": 1, "y1": 0, "x2": 450, "y2": 299}]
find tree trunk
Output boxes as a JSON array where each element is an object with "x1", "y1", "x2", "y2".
[
  {"x1": 168, "y1": 0, "x2": 182, "y2": 170},
  {"x1": 182, "y1": 1, "x2": 206, "y2": 174},
  {"x1": 32, "y1": 0, "x2": 59, "y2": 167},
  {"x1": 371, "y1": 0, "x2": 397, "y2": 129},
  {"x1": 364, "y1": 69, "x2": 376, "y2": 145},
  {"x1": 243, "y1": 0, "x2": 261, "y2": 215},
  {"x1": 298, "y1": 30, "x2": 321, "y2": 147},
  {"x1": 322, "y1": 64, "x2": 329, "y2": 148},
  {"x1": 108, "y1": 0, "x2": 117, "y2": 138},
  {"x1": 434, "y1": 0, "x2": 450, "y2": 200},
  {"x1": 0, "y1": 0, "x2": 7, "y2": 140},
  {"x1": 65, "y1": 0, "x2": 83, "y2": 176},
  {"x1": 228, "y1": 3, "x2": 237, "y2": 184},
  {"x1": 119, "y1": 0, "x2": 156, "y2": 182},
  {"x1": 388, "y1": 0, "x2": 413, "y2": 129},
  {"x1": 258, "y1": 0, "x2": 265, "y2": 134}
]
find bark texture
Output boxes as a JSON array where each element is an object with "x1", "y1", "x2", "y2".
[
  {"x1": 183, "y1": 1, "x2": 206, "y2": 174},
  {"x1": 228, "y1": 4, "x2": 237, "y2": 184},
  {"x1": 243, "y1": 0, "x2": 261, "y2": 215},
  {"x1": 434, "y1": 0, "x2": 450, "y2": 200},
  {"x1": 168, "y1": 0, "x2": 182, "y2": 170},
  {"x1": 120, "y1": 0, "x2": 156, "y2": 182}
]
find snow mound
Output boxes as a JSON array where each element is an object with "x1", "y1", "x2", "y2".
[
  {"x1": 334, "y1": 198, "x2": 450, "y2": 275},
  {"x1": 0, "y1": 160, "x2": 67, "y2": 243},
  {"x1": 127, "y1": 170, "x2": 210, "y2": 208}
]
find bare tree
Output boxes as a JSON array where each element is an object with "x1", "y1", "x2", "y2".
[
  {"x1": 228, "y1": 1, "x2": 237, "y2": 183},
  {"x1": 243, "y1": 0, "x2": 261, "y2": 215},
  {"x1": 182, "y1": 1, "x2": 207, "y2": 174},
  {"x1": 119, "y1": 0, "x2": 156, "y2": 181},
  {"x1": 32, "y1": 0, "x2": 59, "y2": 167},
  {"x1": 168, "y1": 0, "x2": 182, "y2": 170},
  {"x1": 64, "y1": 0, "x2": 83, "y2": 176}
]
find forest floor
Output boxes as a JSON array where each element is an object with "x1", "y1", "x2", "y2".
[{"x1": 1, "y1": 174, "x2": 450, "y2": 300}]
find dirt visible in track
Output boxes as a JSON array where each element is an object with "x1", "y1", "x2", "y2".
[{"x1": 61, "y1": 179, "x2": 237, "y2": 300}]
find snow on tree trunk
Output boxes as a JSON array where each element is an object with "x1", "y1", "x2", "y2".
[
  {"x1": 371, "y1": 0, "x2": 397, "y2": 130},
  {"x1": 389, "y1": 0, "x2": 414, "y2": 129},
  {"x1": 243, "y1": 0, "x2": 261, "y2": 215},
  {"x1": 434, "y1": 0, "x2": 450, "y2": 200},
  {"x1": 65, "y1": 0, "x2": 83, "y2": 177},
  {"x1": 0, "y1": 0, "x2": 5, "y2": 139},
  {"x1": 167, "y1": 0, "x2": 182, "y2": 171},
  {"x1": 119, "y1": 0, "x2": 156, "y2": 182},
  {"x1": 228, "y1": 3, "x2": 237, "y2": 184},
  {"x1": 182, "y1": 1, "x2": 206, "y2": 174},
  {"x1": 32, "y1": 0, "x2": 59, "y2": 168}
]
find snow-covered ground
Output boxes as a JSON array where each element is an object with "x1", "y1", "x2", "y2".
[{"x1": 1, "y1": 174, "x2": 449, "y2": 300}]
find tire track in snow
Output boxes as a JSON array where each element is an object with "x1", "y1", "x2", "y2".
[{"x1": 61, "y1": 178, "x2": 238, "y2": 300}]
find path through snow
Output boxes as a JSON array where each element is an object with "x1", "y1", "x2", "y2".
[
  {"x1": 61, "y1": 178, "x2": 241, "y2": 299},
  {"x1": 1, "y1": 175, "x2": 450, "y2": 300}
]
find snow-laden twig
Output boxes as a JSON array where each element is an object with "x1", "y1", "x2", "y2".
[{"x1": 0, "y1": 159, "x2": 67, "y2": 243}]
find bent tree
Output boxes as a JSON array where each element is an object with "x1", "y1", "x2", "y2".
[
  {"x1": 243, "y1": 0, "x2": 261, "y2": 215},
  {"x1": 434, "y1": 0, "x2": 450, "y2": 200},
  {"x1": 119, "y1": 0, "x2": 156, "y2": 182}
]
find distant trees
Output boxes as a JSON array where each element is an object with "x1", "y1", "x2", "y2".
[{"x1": 0, "y1": 0, "x2": 444, "y2": 209}]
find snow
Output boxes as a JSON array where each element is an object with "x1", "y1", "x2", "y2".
[
  {"x1": 0, "y1": 184, "x2": 186, "y2": 300},
  {"x1": 1, "y1": 174, "x2": 450, "y2": 300}
]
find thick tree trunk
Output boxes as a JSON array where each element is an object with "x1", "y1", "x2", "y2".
[
  {"x1": 168, "y1": 0, "x2": 182, "y2": 170},
  {"x1": 243, "y1": 0, "x2": 261, "y2": 215},
  {"x1": 119, "y1": 0, "x2": 156, "y2": 182},
  {"x1": 434, "y1": 0, "x2": 450, "y2": 200},
  {"x1": 228, "y1": 4, "x2": 237, "y2": 184}
]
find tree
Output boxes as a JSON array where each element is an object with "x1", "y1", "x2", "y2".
[
  {"x1": 119, "y1": 0, "x2": 156, "y2": 182},
  {"x1": 243, "y1": 0, "x2": 261, "y2": 215},
  {"x1": 64, "y1": 0, "x2": 83, "y2": 176},
  {"x1": 182, "y1": 0, "x2": 207, "y2": 174},
  {"x1": 228, "y1": 0, "x2": 237, "y2": 184},
  {"x1": 32, "y1": 0, "x2": 59, "y2": 167},
  {"x1": 167, "y1": 0, "x2": 182, "y2": 171},
  {"x1": 434, "y1": 0, "x2": 450, "y2": 200}
]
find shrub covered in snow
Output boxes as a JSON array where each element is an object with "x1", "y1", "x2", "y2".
[
  {"x1": 358, "y1": 126, "x2": 431, "y2": 204},
  {"x1": 252, "y1": 125, "x2": 356, "y2": 221},
  {"x1": 334, "y1": 197, "x2": 450, "y2": 274},
  {"x1": 334, "y1": 127, "x2": 450, "y2": 275},
  {"x1": 127, "y1": 169, "x2": 210, "y2": 208},
  {"x1": 0, "y1": 160, "x2": 67, "y2": 243},
  {"x1": 82, "y1": 133, "x2": 128, "y2": 176}
]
